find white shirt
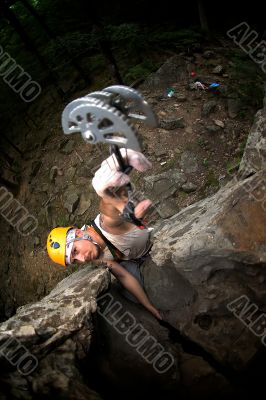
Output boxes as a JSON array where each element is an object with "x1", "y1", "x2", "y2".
[{"x1": 92, "y1": 214, "x2": 153, "y2": 260}]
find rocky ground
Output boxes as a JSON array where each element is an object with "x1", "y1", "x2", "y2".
[{"x1": 0, "y1": 43, "x2": 263, "y2": 320}]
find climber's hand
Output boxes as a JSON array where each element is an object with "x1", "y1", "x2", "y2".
[
  {"x1": 101, "y1": 148, "x2": 152, "y2": 173},
  {"x1": 92, "y1": 165, "x2": 130, "y2": 198},
  {"x1": 147, "y1": 305, "x2": 163, "y2": 320},
  {"x1": 92, "y1": 148, "x2": 152, "y2": 198}
]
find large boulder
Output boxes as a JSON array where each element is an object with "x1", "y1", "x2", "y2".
[
  {"x1": 143, "y1": 55, "x2": 187, "y2": 90},
  {"x1": 238, "y1": 85, "x2": 266, "y2": 178},
  {"x1": 92, "y1": 284, "x2": 230, "y2": 399},
  {"x1": 0, "y1": 267, "x2": 109, "y2": 399},
  {"x1": 143, "y1": 169, "x2": 266, "y2": 369}
]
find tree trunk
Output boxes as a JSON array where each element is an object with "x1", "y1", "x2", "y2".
[
  {"x1": 0, "y1": 2, "x2": 64, "y2": 97},
  {"x1": 0, "y1": 148, "x2": 14, "y2": 167},
  {"x1": 19, "y1": 0, "x2": 88, "y2": 82},
  {"x1": 197, "y1": 0, "x2": 210, "y2": 33},
  {"x1": 92, "y1": 22, "x2": 124, "y2": 84},
  {"x1": 0, "y1": 176, "x2": 19, "y2": 194},
  {"x1": 1, "y1": 133, "x2": 23, "y2": 156}
]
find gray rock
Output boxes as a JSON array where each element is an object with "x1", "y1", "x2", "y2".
[
  {"x1": 214, "y1": 119, "x2": 225, "y2": 128},
  {"x1": 202, "y1": 100, "x2": 217, "y2": 117},
  {"x1": 144, "y1": 169, "x2": 187, "y2": 200},
  {"x1": 49, "y1": 166, "x2": 59, "y2": 183},
  {"x1": 175, "y1": 94, "x2": 187, "y2": 102},
  {"x1": 75, "y1": 193, "x2": 92, "y2": 216},
  {"x1": 77, "y1": 165, "x2": 92, "y2": 177},
  {"x1": 65, "y1": 166, "x2": 76, "y2": 181},
  {"x1": 144, "y1": 170, "x2": 266, "y2": 368},
  {"x1": 180, "y1": 151, "x2": 198, "y2": 173},
  {"x1": 212, "y1": 65, "x2": 224, "y2": 74},
  {"x1": 40, "y1": 183, "x2": 49, "y2": 192},
  {"x1": 95, "y1": 285, "x2": 229, "y2": 398},
  {"x1": 160, "y1": 117, "x2": 185, "y2": 130},
  {"x1": 30, "y1": 161, "x2": 42, "y2": 179},
  {"x1": 0, "y1": 267, "x2": 109, "y2": 399},
  {"x1": 157, "y1": 198, "x2": 179, "y2": 218},
  {"x1": 205, "y1": 124, "x2": 221, "y2": 133},
  {"x1": 154, "y1": 149, "x2": 168, "y2": 157},
  {"x1": 64, "y1": 192, "x2": 79, "y2": 213},
  {"x1": 181, "y1": 182, "x2": 198, "y2": 193},
  {"x1": 227, "y1": 98, "x2": 241, "y2": 118},
  {"x1": 143, "y1": 55, "x2": 187, "y2": 89},
  {"x1": 238, "y1": 89, "x2": 266, "y2": 178},
  {"x1": 45, "y1": 205, "x2": 52, "y2": 226},
  {"x1": 34, "y1": 236, "x2": 40, "y2": 247},
  {"x1": 75, "y1": 177, "x2": 91, "y2": 187},
  {"x1": 61, "y1": 140, "x2": 75, "y2": 155}
]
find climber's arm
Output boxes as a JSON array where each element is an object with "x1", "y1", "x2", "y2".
[
  {"x1": 98, "y1": 190, "x2": 152, "y2": 230},
  {"x1": 95, "y1": 259, "x2": 161, "y2": 320},
  {"x1": 92, "y1": 149, "x2": 153, "y2": 229}
]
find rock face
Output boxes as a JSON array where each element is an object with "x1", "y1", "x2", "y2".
[
  {"x1": 143, "y1": 169, "x2": 266, "y2": 368},
  {"x1": 0, "y1": 91, "x2": 266, "y2": 399},
  {"x1": 0, "y1": 267, "x2": 109, "y2": 399},
  {"x1": 239, "y1": 85, "x2": 266, "y2": 178},
  {"x1": 92, "y1": 285, "x2": 230, "y2": 400},
  {"x1": 143, "y1": 55, "x2": 187, "y2": 89}
]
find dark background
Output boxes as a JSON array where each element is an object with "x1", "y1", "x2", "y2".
[{"x1": 0, "y1": 0, "x2": 265, "y2": 189}]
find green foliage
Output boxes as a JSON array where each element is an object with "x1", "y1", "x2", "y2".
[
  {"x1": 31, "y1": 0, "x2": 40, "y2": 6},
  {"x1": 227, "y1": 48, "x2": 265, "y2": 109},
  {"x1": 197, "y1": 137, "x2": 206, "y2": 148},
  {"x1": 197, "y1": 169, "x2": 219, "y2": 199},
  {"x1": 202, "y1": 158, "x2": 209, "y2": 167},
  {"x1": 226, "y1": 157, "x2": 241, "y2": 175},
  {"x1": 86, "y1": 54, "x2": 106, "y2": 74},
  {"x1": 106, "y1": 23, "x2": 143, "y2": 45},
  {"x1": 206, "y1": 170, "x2": 219, "y2": 187},
  {"x1": 106, "y1": 23, "x2": 151, "y2": 61},
  {"x1": 43, "y1": 32, "x2": 98, "y2": 65},
  {"x1": 124, "y1": 60, "x2": 159, "y2": 83},
  {"x1": 152, "y1": 28, "x2": 203, "y2": 51},
  {"x1": 178, "y1": 191, "x2": 189, "y2": 199},
  {"x1": 56, "y1": 212, "x2": 69, "y2": 227},
  {"x1": 239, "y1": 140, "x2": 247, "y2": 156},
  {"x1": 107, "y1": 24, "x2": 203, "y2": 59}
]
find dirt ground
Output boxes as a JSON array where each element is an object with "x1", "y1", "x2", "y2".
[{"x1": 0, "y1": 48, "x2": 259, "y2": 320}]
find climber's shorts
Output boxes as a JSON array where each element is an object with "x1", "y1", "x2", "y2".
[{"x1": 118, "y1": 251, "x2": 151, "y2": 303}]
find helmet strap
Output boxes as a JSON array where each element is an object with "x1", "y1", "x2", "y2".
[{"x1": 70, "y1": 232, "x2": 103, "y2": 254}]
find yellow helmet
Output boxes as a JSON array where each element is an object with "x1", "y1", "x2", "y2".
[{"x1": 47, "y1": 226, "x2": 73, "y2": 266}]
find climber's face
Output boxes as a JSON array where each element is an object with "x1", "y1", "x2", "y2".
[{"x1": 70, "y1": 230, "x2": 100, "y2": 263}]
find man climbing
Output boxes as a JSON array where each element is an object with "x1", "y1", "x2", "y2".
[{"x1": 47, "y1": 148, "x2": 162, "y2": 320}]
